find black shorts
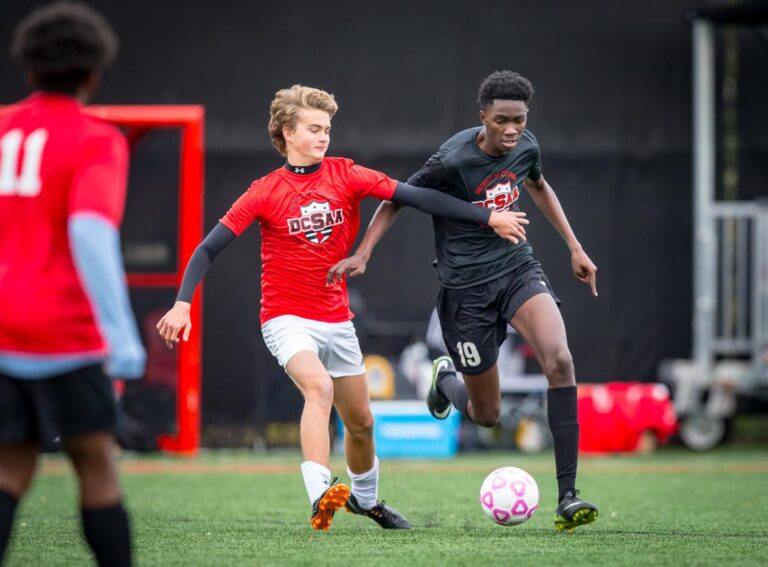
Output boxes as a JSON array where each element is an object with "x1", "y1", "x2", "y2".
[
  {"x1": 437, "y1": 262, "x2": 561, "y2": 374},
  {"x1": 0, "y1": 364, "x2": 117, "y2": 445}
]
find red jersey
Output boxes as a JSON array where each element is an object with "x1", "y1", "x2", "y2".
[
  {"x1": 0, "y1": 93, "x2": 128, "y2": 356},
  {"x1": 222, "y1": 158, "x2": 397, "y2": 324}
]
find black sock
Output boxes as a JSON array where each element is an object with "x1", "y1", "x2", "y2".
[
  {"x1": 437, "y1": 371, "x2": 471, "y2": 419},
  {"x1": 0, "y1": 490, "x2": 19, "y2": 563},
  {"x1": 81, "y1": 503, "x2": 132, "y2": 567},
  {"x1": 547, "y1": 386, "x2": 579, "y2": 501}
]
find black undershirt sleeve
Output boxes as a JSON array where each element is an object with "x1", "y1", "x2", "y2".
[
  {"x1": 176, "y1": 223, "x2": 237, "y2": 303},
  {"x1": 390, "y1": 182, "x2": 492, "y2": 225}
]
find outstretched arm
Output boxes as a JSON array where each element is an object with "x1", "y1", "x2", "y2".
[
  {"x1": 523, "y1": 176, "x2": 598, "y2": 296},
  {"x1": 328, "y1": 182, "x2": 530, "y2": 284},
  {"x1": 156, "y1": 223, "x2": 237, "y2": 348},
  {"x1": 390, "y1": 183, "x2": 528, "y2": 238}
]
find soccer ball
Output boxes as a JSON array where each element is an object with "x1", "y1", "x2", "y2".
[{"x1": 479, "y1": 466, "x2": 539, "y2": 526}]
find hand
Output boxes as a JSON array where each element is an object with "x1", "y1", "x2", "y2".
[
  {"x1": 156, "y1": 301, "x2": 192, "y2": 349},
  {"x1": 571, "y1": 248, "x2": 598, "y2": 296},
  {"x1": 326, "y1": 253, "x2": 368, "y2": 285},
  {"x1": 106, "y1": 337, "x2": 146, "y2": 379},
  {"x1": 488, "y1": 211, "x2": 529, "y2": 244}
]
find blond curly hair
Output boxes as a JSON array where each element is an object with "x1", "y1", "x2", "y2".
[{"x1": 268, "y1": 85, "x2": 338, "y2": 156}]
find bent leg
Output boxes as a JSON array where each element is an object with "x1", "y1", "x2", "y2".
[
  {"x1": 64, "y1": 433, "x2": 121, "y2": 508},
  {"x1": 334, "y1": 375, "x2": 410, "y2": 528},
  {"x1": 285, "y1": 350, "x2": 345, "y2": 514},
  {"x1": 332, "y1": 374, "x2": 374, "y2": 474},
  {"x1": 461, "y1": 366, "x2": 502, "y2": 427},
  {"x1": 64, "y1": 432, "x2": 130, "y2": 567},
  {"x1": 333, "y1": 374, "x2": 378, "y2": 509},
  {"x1": 510, "y1": 293, "x2": 575, "y2": 389},
  {"x1": 432, "y1": 361, "x2": 502, "y2": 428},
  {"x1": 0, "y1": 443, "x2": 38, "y2": 563},
  {"x1": 286, "y1": 351, "x2": 336, "y2": 467},
  {"x1": 435, "y1": 282, "x2": 505, "y2": 428},
  {"x1": 511, "y1": 293, "x2": 579, "y2": 500},
  {"x1": 0, "y1": 443, "x2": 38, "y2": 499}
]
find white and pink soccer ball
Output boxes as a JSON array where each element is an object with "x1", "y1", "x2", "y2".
[{"x1": 479, "y1": 466, "x2": 539, "y2": 526}]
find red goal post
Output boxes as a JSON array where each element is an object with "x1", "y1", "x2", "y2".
[{"x1": 84, "y1": 105, "x2": 205, "y2": 456}]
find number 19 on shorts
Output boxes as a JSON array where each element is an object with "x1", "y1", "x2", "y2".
[{"x1": 456, "y1": 341, "x2": 481, "y2": 367}]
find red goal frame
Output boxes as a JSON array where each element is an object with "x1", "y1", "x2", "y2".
[{"x1": 85, "y1": 105, "x2": 205, "y2": 456}]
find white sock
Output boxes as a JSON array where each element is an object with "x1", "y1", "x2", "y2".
[
  {"x1": 347, "y1": 457, "x2": 379, "y2": 510},
  {"x1": 301, "y1": 461, "x2": 331, "y2": 505}
]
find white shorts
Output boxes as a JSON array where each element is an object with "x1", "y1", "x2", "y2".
[{"x1": 261, "y1": 315, "x2": 366, "y2": 378}]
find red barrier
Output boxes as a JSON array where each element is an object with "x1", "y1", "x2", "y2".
[{"x1": 578, "y1": 383, "x2": 678, "y2": 453}]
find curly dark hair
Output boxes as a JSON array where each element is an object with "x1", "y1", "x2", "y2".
[
  {"x1": 477, "y1": 70, "x2": 534, "y2": 109},
  {"x1": 11, "y1": 1, "x2": 118, "y2": 94}
]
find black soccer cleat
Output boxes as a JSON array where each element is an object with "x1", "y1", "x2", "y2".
[
  {"x1": 554, "y1": 490, "x2": 598, "y2": 532},
  {"x1": 427, "y1": 356, "x2": 453, "y2": 420},
  {"x1": 345, "y1": 493, "x2": 411, "y2": 529},
  {"x1": 310, "y1": 477, "x2": 350, "y2": 531}
]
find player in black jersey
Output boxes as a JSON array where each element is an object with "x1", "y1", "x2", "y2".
[{"x1": 328, "y1": 70, "x2": 598, "y2": 531}]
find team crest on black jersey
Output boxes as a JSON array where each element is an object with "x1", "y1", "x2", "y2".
[
  {"x1": 472, "y1": 180, "x2": 520, "y2": 212},
  {"x1": 287, "y1": 201, "x2": 344, "y2": 244}
]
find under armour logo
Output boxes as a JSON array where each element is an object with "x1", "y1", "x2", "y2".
[{"x1": 295, "y1": 167, "x2": 305, "y2": 173}]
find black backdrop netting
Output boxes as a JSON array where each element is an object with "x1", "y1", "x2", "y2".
[{"x1": 1, "y1": 0, "x2": 766, "y2": 428}]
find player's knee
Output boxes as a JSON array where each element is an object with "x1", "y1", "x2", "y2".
[
  {"x1": 303, "y1": 377, "x2": 334, "y2": 408},
  {"x1": 344, "y1": 412, "x2": 374, "y2": 440},
  {"x1": 0, "y1": 446, "x2": 38, "y2": 497},
  {"x1": 472, "y1": 403, "x2": 501, "y2": 428},
  {"x1": 64, "y1": 434, "x2": 113, "y2": 469},
  {"x1": 543, "y1": 348, "x2": 575, "y2": 387},
  {"x1": 0, "y1": 473, "x2": 33, "y2": 498}
]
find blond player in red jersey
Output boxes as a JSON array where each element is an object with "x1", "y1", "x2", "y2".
[
  {"x1": 0, "y1": 3, "x2": 145, "y2": 566},
  {"x1": 157, "y1": 85, "x2": 529, "y2": 531}
]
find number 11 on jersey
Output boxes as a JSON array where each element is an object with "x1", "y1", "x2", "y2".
[{"x1": 0, "y1": 128, "x2": 48, "y2": 197}]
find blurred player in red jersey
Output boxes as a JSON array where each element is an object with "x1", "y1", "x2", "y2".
[
  {"x1": 0, "y1": 3, "x2": 145, "y2": 565},
  {"x1": 157, "y1": 84, "x2": 529, "y2": 531}
]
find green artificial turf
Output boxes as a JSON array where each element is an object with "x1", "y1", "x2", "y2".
[{"x1": 5, "y1": 449, "x2": 767, "y2": 566}]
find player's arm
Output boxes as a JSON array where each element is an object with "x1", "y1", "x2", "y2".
[
  {"x1": 393, "y1": 182, "x2": 529, "y2": 238},
  {"x1": 69, "y1": 131, "x2": 145, "y2": 379},
  {"x1": 329, "y1": 156, "x2": 530, "y2": 283},
  {"x1": 69, "y1": 215, "x2": 146, "y2": 378},
  {"x1": 393, "y1": 154, "x2": 528, "y2": 233},
  {"x1": 523, "y1": 175, "x2": 598, "y2": 296},
  {"x1": 328, "y1": 151, "x2": 445, "y2": 285},
  {"x1": 327, "y1": 183, "x2": 529, "y2": 284},
  {"x1": 156, "y1": 223, "x2": 236, "y2": 348}
]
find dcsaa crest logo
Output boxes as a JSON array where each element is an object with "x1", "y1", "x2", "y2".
[
  {"x1": 473, "y1": 181, "x2": 519, "y2": 212},
  {"x1": 287, "y1": 201, "x2": 344, "y2": 244}
]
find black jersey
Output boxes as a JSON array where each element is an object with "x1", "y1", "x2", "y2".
[{"x1": 408, "y1": 127, "x2": 543, "y2": 289}]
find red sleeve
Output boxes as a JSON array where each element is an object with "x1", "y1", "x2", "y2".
[
  {"x1": 220, "y1": 180, "x2": 265, "y2": 236},
  {"x1": 69, "y1": 126, "x2": 128, "y2": 227},
  {"x1": 347, "y1": 164, "x2": 397, "y2": 201}
]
